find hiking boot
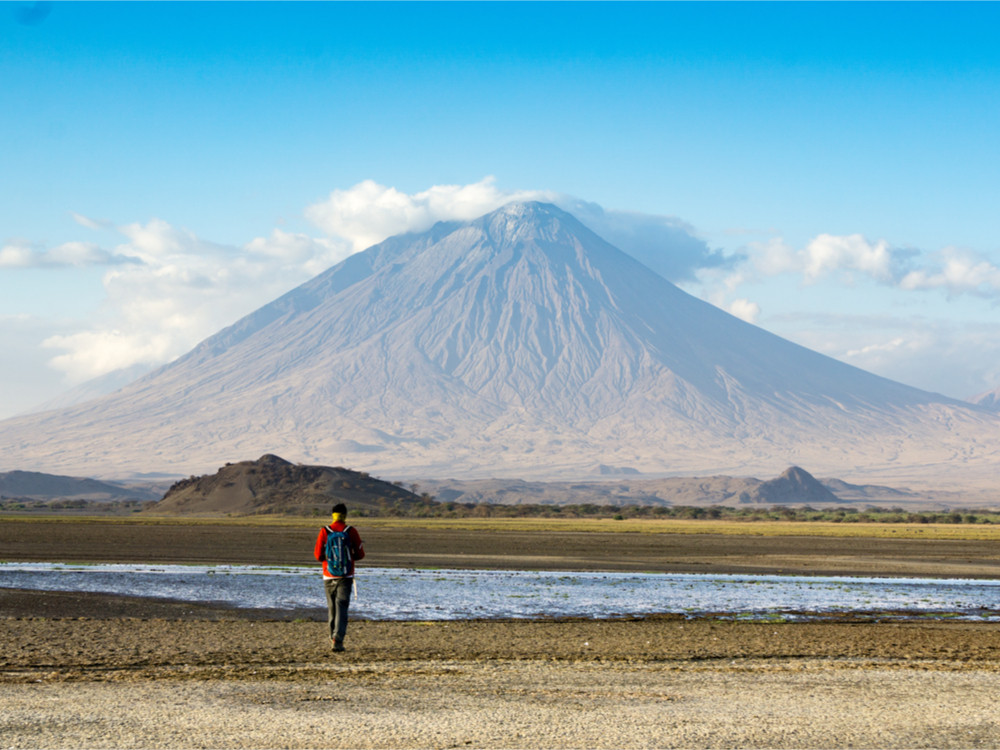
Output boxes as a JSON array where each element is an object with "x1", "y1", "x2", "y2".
[{"x1": 331, "y1": 640, "x2": 345, "y2": 652}]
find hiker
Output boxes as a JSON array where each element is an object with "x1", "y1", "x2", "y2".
[{"x1": 314, "y1": 502, "x2": 365, "y2": 652}]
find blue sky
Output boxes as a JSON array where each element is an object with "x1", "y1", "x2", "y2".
[{"x1": 2, "y1": 1, "x2": 1000, "y2": 418}]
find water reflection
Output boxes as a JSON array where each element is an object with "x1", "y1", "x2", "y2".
[{"x1": 2, "y1": 563, "x2": 999, "y2": 621}]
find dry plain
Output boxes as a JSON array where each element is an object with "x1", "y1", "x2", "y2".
[{"x1": 3, "y1": 516, "x2": 1000, "y2": 748}]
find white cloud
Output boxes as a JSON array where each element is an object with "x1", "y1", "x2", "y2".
[
  {"x1": 244, "y1": 229, "x2": 347, "y2": 276},
  {"x1": 749, "y1": 237, "x2": 799, "y2": 277},
  {"x1": 802, "y1": 234, "x2": 897, "y2": 283},
  {"x1": 71, "y1": 212, "x2": 113, "y2": 231},
  {"x1": 696, "y1": 234, "x2": 1000, "y2": 331},
  {"x1": 766, "y1": 311, "x2": 1000, "y2": 400},
  {"x1": 556, "y1": 199, "x2": 736, "y2": 282},
  {"x1": 305, "y1": 177, "x2": 549, "y2": 253},
  {"x1": 42, "y1": 329, "x2": 176, "y2": 381},
  {"x1": 116, "y1": 218, "x2": 223, "y2": 262},
  {"x1": 305, "y1": 177, "x2": 735, "y2": 282},
  {"x1": 0, "y1": 313, "x2": 97, "y2": 418},
  {"x1": 730, "y1": 233, "x2": 913, "y2": 286},
  {"x1": 899, "y1": 247, "x2": 1000, "y2": 297},
  {"x1": 733, "y1": 233, "x2": 1000, "y2": 300},
  {"x1": 844, "y1": 336, "x2": 908, "y2": 359},
  {"x1": 726, "y1": 298, "x2": 761, "y2": 324},
  {"x1": 0, "y1": 240, "x2": 131, "y2": 269},
  {"x1": 0, "y1": 242, "x2": 35, "y2": 268},
  {"x1": 47, "y1": 242, "x2": 123, "y2": 267},
  {"x1": 38, "y1": 219, "x2": 346, "y2": 383},
  {"x1": 686, "y1": 232, "x2": 1000, "y2": 400}
]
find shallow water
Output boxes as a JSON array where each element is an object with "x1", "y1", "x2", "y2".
[{"x1": 2, "y1": 563, "x2": 1000, "y2": 621}]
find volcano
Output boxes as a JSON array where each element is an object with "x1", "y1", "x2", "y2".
[{"x1": 1, "y1": 202, "x2": 997, "y2": 484}]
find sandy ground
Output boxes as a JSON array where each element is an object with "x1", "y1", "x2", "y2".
[{"x1": 4, "y1": 520, "x2": 1000, "y2": 747}]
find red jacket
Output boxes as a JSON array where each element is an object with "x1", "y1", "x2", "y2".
[{"x1": 314, "y1": 521, "x2": 365, "y2": 579}]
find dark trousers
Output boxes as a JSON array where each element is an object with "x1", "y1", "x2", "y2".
[{"x1": 323, "y1": 577, "x2": 353, "y2": 644}]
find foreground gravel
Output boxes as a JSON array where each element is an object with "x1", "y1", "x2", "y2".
[
  {"x1": 4, "y1": 660, "x2": 1000, "y2": 749},
  {"x1": 5, "y1": 516, "x2": 1000, "y2": 749},
  {"x1": 3, "y1": 591, "x2": 1000, "y2": 749}
]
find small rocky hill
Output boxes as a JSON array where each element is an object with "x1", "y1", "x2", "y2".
[
  {"x1": 736, "y1": 466, "x2": 844, "y2": 505},
  {"x1": 151, "y1": 454, "x2": 422, "y2": 516}
]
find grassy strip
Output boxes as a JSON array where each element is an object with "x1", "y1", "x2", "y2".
[
  {"x1": 360, "y1": 516, "x2": 1000, "y2": 540},
  {"x1": 5, "y1": 514, "x2": 1000, "y2": 541},
  {"x1": 0, "y1": 514, "x2": 320, "y2": 529}
]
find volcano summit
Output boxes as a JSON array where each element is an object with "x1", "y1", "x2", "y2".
[{"x1": 1, "y1": 202, "x2": 997, "y2": 484}]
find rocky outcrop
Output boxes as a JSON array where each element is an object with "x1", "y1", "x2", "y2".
[
  {"x1": 736, "y1": 466, "x2": 845, "y2": 505},
  {"x1": 153, "y1": 454, "x2": 421, "y2": 516}
]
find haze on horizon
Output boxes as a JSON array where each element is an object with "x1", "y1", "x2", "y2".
[{"x1": 3, "y1": 2, "x2": 1000, "y2": 419}]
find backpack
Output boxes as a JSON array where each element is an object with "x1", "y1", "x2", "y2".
[{"x1": 324, "y1": 525, "x2": 354, "y2": 577}]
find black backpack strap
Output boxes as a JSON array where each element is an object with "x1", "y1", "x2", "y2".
[{"x1": 345, "y1": 525, "x2": 356, "y2": 555}]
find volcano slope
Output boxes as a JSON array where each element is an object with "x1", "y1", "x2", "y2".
[{"x1": 1, "y1": 202, "x2": 997, "y2": 489}]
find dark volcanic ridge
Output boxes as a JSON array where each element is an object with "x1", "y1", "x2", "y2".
[{"x1": 153, "y1": 454, "x2": 422, "y2": 516}]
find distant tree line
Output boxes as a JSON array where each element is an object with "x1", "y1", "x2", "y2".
[
  {"x1": 5, "y1": 494, "x2": 999, "y2": 525},
  {"x1": 0, "y1": 498, "x2": 153, "y2": 512},
  {"x1": 349, "y1": 499, "x2": 1000, "y2": 524}
]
